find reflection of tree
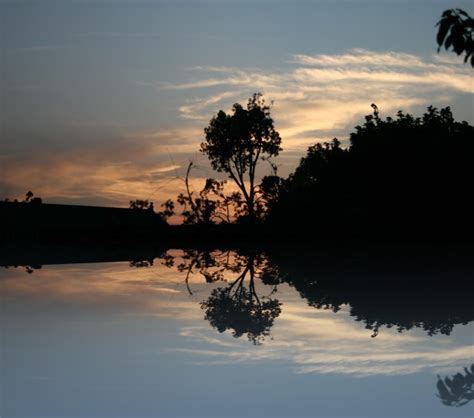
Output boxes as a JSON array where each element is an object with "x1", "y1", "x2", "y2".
[
  {"x1": 162, "y1": 250, "x2": 282, "y2": 344},
  {"x1": 289, "y1": 276, "x2": 472, "y2": 337},
  {"x1": 201, "y1": 254, "x2": 281, "y2": 344},
  {"x1": 270, "y1": 251, "x2": 473, "y2": 337},
  {"x1": 2, "y1": 265, "x2": 42, "y2": 274},
  {"x1": 129, "y1": 259, "x2": 153, "y2": 268},
  {"x1": 436, "y1": 365, "x2": 474, "y2": 407},
  {"x1": 159, "y1": 249, "x2": 473, "y2": 341},
  {"x1": 173, "y1": 249, "x2": 246, "y2": 295}
]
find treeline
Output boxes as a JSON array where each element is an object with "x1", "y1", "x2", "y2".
[
  {"x1": 159, "y1": 95, "x2": 473, "y2": 241},
  {"x1": 268, "y1": 104, "x2": 474, "y2": 239}
]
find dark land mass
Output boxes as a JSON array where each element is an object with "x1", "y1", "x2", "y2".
[{"x1": 2, "y1": 199, "x2": 473, "y2": 248}]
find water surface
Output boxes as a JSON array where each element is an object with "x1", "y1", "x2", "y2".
[{"x1": 1, "y1": 249, "x2": 472, "y2": 417}]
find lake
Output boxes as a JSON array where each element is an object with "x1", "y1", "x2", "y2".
[{"x1": 1, "y1": 248, "x2": 472, "y2": 418}]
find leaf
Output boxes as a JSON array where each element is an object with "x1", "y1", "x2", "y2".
[
  {"x1": 456, "y1": 9, "x2": 469, "y2": 17},
  {"x1": 437, "y1": 20, "x2": 450, "y2": 46},
  {"x1": 452, "y1": 33, "x2": 465, "y2": 55},
  {"x1": 442, "y1": 10, "x2": 453, "y2": 18},
  {"x1": 445, "y1": 33, "x2": 453, "y2": 50}
]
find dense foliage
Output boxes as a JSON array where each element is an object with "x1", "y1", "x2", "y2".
[
  {"x1": 202, "y1": 93, "x2": 282, "y2": 221},
  {"x1": 268, "y1": 105, "x2": 474, "y2": 239}
]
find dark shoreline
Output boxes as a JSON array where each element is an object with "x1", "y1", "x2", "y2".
[
  {"x1": 2, "y1": 200, "x2": 473, "y2": 267},
  {"x1": 1, "y1": 232, "x2": 472, "y2": 269}
]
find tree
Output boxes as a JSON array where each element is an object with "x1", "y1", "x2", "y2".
[
  {"x1": 176, "y1": 162, "x2": 243, "y2": 225},
  {"x1": 201, "y1": 93, "x2": 282, "y2": 221},
  {"x1": 268, "y1": 105, "x2": 474, "y2": 239},
  {"x1": 156, "y1": 199, "x2": 175, "y2": 223},
  {"x1": 129, "y1": 199, "x2": 153, "y2": 210},
  {"x1": 437, "y1": 9, "x2": 474, "y2": 67}
]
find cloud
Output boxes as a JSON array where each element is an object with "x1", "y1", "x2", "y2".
[
  {"x1": 163, "y1": 48, "x2": 472, "y2": 153},
  {"x1": 179, "y1": 92, "x2": 237, "y2": 121},
  {"x1": 291, "y1": 48, "x2": 432, "y2": 69},
  {"x1": 0, "y1": 124, "x2": 206, "y2": 212},
  {"x1": 150, "y1": 165, "x2": 181, "y2": 174},
  {"x1": 3, "y1": 48, "x2": 472, "y2": 207}
]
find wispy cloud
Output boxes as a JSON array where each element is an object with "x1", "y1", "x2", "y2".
[
  {"x1": 3, "y1": 49, "x2": 472, "y2": 207},
  {"x1": 179, "y1": 91, "x2": 237, "y2": 120},
  {"x1": 175, "y1": 303, "x2": 473, "y2": 378},
  {"x1": 163, "y1": 48, "x2": 472, "y2": 152},
  {"x1": 291, "y1": 48, "x2": 432, "y2": 69}
]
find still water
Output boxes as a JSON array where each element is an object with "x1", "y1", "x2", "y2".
[{"x1": 0, "y1": 249, "x2": 472, "y2": 418}]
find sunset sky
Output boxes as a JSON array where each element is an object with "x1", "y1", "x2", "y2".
[{"x1": 1, "y1": 0, "x2": 473, "y2": 210}]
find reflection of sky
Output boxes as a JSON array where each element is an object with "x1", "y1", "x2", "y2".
[
  {"x1": 0, "y1": 259, "x2": 472, "y2": 417},
  {"x1": 1, "y1": 1, "x2": 473, "y2": 210}
]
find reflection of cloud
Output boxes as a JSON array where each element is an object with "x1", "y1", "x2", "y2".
[
  {"x1": 0, "y1": 261, "x2": 201, "y2": 320},
  {"x1": 2, "y1": 261, "x2": 472, "y2": 378},
  {"x1": 172, "y1": 291, "x2": 473, "y2": 378}
]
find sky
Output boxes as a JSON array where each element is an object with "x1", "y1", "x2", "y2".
[{"x1": 1, "y1": 0, "x2": 473, "y2": 211}]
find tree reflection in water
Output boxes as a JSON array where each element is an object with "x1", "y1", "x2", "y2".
[
  {"x1": 162, "y1": 250, "x2": 282, "y2": 344},
  {"x1": 160, "y1": 249, "x2": 473, "y2": 342},
  {"x1": 201, "y1": 253, "x2": 281, "y2": 344},
  {"x1": 436, "y1": 365, "x2": 474, "y2": 407}
]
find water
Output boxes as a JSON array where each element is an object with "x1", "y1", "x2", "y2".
[{"x1": 0, "y1": 249, "x2": 472, "y2": 418}]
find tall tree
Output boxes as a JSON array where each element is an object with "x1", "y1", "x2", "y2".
[{"x1": 201, "y1": 93, "x2": 282, "y2": 221}]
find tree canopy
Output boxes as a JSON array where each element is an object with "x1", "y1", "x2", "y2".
[
  {"x1": 201, "y1": 93, "x2": 282, "y2": 221},
  {"x1": 268, "y1": 105, "x2": 474, "y2": 239}
]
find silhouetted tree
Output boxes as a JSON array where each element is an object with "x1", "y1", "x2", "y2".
[
  {"x1": 156, "y1": 199, "x2": 175, "y2": 223},
  {"x1": 24, "y1": 191, "x2": 34, "y2": 202},
  {"x1": 437, "y1": 9, "x2": 474, "y2": 67},
  {"x1": 129, "y1": 199, "x2": 153, "y2": 210},
  {"x1": 436, "y1": 365, "x2": 474, "y2": 407},
  {"x1": 176, "y1": 162, "x2": 244, "y2": 224},
  {"x1": 269, "y1": 105, "x2": 474, "y2": 239},
  {"x1": 202, "y1": 93, "x2": 282, "y2": 222},
  {"x1": 22, "y1": 191, "x2": 42, "y2": 204}
]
